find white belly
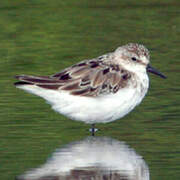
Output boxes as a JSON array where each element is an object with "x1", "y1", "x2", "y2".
[
  {"x1": 51, "y1": 87, "x2": 147, "y2": 124},
  {"x1": 18, "y1": 76, "x2": 149, "y2": 124}
]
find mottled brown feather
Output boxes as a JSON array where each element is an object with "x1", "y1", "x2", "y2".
[
  {"x1": 15, "y1": 58, "x2": 132, "y2": 97},
  {"x1": 108, "y1": 73, "x2": 120, "y2": 87},
  {"x1": 61, "y1": 81, "x2": 80, "y2": 91},
  {"x1": 71, "y1": 67, "x2": 93, "y2": 78},
  {"x1": 38, "y1": 84, "x2": 62, "y2": 90},
  {"x1": 71, "y1": 87, "x2": 91, "y2": 96},
  {"x1": 22, "y1": 78, "x2": 60, "y2": 84},
  {"x1": 91, "y1": 71, "x2": 107, "y2": 87}
]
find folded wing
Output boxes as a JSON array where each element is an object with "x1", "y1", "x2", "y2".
[{"x1": 15, "y1": 59, "x2": 131, "y2": 97}]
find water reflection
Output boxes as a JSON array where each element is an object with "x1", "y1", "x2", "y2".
[{"x1": 17, "y1": 137, "x2": 149, "y2": 180}]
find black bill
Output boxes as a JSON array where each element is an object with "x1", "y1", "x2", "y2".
[{"x1": 147, "y1": 64, "x2": 167, "y2": 79}]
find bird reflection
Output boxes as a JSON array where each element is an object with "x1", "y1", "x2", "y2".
[{"x1": 16, "y1": 137, "x2": 149, "y2": 180}]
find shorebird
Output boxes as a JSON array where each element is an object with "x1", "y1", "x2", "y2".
[{"x1": 14, "y1": 43, "x2": 166, "y2": 135}]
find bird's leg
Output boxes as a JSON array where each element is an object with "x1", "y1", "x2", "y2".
[
  {"x1": 91, "y1": 124, "x2": 95, "y2": 136},
  {"x1": 89, "y1": 124, "x2": 98, "y2": 136}
]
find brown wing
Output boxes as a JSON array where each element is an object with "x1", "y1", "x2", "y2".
[{"x1": 15, "y1": 59, "x2": 131, "y2": 97}]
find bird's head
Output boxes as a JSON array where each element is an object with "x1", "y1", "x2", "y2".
[{"x1": 114, "y1": 43, "x2": 166, "y2": 79}]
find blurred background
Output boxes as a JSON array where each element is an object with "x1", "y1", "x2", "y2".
[{"x1": 0, "y1": 0, "x2": 179, "y2": 179}]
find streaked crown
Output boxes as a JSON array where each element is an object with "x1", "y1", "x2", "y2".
[{"x1": 114, "y1": 43, "x2": 150, "y2": 73}]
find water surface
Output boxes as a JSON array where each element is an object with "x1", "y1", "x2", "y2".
[
  {"x1": 16, "y1": 137, "x2": 149, "y2": 180},
  {"x1": 0, "y1": 1, "x2": 179, "y2": 180}
]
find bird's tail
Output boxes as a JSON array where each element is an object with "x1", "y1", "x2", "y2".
[{"x1": 14, "y1": 75, "x2": 61, "y2": 90}]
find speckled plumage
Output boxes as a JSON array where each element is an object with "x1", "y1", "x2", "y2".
[
  {"x1": 15, "y1": 57, "x2": 133, "y2": 97},
  {"x1": 14, "y1": 43, "x2": 155, "y2": 124}
]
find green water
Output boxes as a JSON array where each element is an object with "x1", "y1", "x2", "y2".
[{"x1": 0, "y1": 0, "x2": 180, "y2": 179}]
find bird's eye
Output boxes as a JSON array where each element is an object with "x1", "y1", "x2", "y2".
[{"x1": 131, "y1": 57, "x2": 137, "y2": 61}]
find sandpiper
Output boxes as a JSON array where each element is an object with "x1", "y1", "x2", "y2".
[{"x1": 14, "y1": 43, "x2": 166, "y2": 135}]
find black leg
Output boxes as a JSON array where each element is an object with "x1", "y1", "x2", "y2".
[
  {"x1": 89, "y1": 124, "x2": 98, "y2": 136},
  {"x1": 91, "y1": 124, "x2": 95, "y2": 136}
]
